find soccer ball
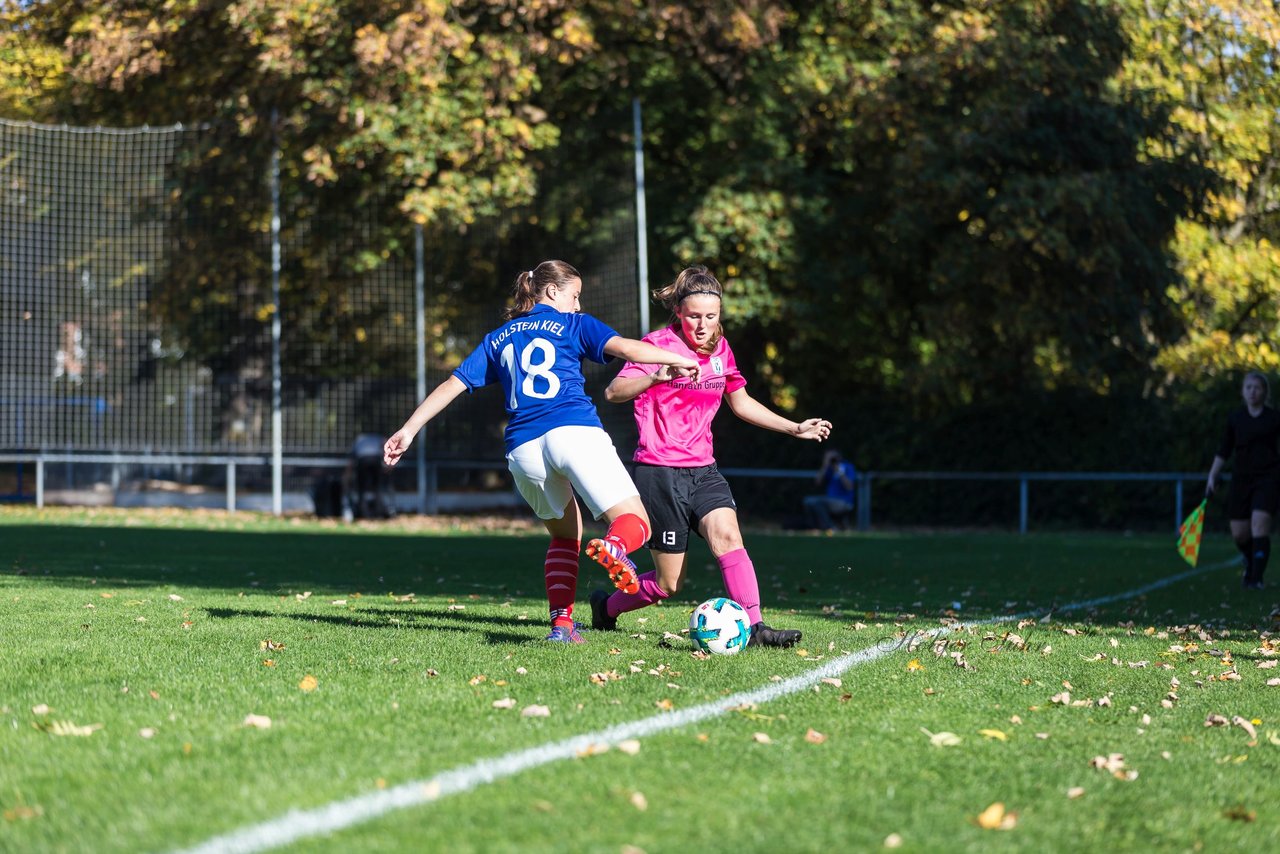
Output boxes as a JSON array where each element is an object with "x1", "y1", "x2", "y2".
[{"x1": 689, "y1": 597, "x2": 751, "y2": 656}]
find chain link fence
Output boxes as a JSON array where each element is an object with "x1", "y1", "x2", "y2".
[{"x1": 1, "y1": 117, "x2": 639, "y2": 507}]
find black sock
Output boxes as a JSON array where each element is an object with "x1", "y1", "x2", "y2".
[
  {"x1": 1237, "y1": 539, "x2": 1254, "y2": 575},
  {"x1": 1252, "y1": 536, "x2": 1271, "y2": 583}
]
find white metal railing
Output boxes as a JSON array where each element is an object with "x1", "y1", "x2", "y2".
[
  {"x1": 0, "y1": 452, "x2": 510, "y2": 514},
  {"x1": 717, "y1": 468, "x2": 1210, "y2": 534},
  {"x1": 0, "y1": 453, "x2": 1210, "y2": 532}
]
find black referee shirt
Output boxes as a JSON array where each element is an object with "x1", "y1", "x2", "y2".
[{"x1": 1217, "y1": 406, "x2": 1280, "y2": 480}]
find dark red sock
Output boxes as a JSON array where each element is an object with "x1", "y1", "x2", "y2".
[
  {"x1": 545, "y1": 537, "x2": 580, "y2": 626},
  {"x1": 605, "y1": 513, "x2": 650, "y2": 553}
]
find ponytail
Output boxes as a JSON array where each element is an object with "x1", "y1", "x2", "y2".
[{"x1": 502, "y1": 260, "x2": 583, "y2": 320}]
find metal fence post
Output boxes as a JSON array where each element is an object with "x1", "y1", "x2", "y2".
[
  {"x1": 226, "y1": 460, "x2": 237, "y2": 513},
  {"x1": 1019, "y1": 478, "x2": 1028, "y2": 534},
  {"x1": 1175, "y1": 479, "x2": 1183, "y2": 532},
  {"x1": 36, "y1": 458, "x2": 44, "y2": 508}
]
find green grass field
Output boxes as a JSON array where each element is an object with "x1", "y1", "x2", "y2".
[{"x1": 3, "y1": 506, "x2": 1279, "y2": 853}]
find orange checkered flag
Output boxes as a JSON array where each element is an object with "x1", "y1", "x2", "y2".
[{"x1": 1177, "y1": 499, "x2": 1207, "y2": 567}]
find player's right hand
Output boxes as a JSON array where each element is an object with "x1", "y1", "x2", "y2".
[
  {"x1": 672, "y1": 358, "x2": 702, "y2": 383},
  {"x1": 383, "y1": 432, "x2": 413, "y2": 467}
]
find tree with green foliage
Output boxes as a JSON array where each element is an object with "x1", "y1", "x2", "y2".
[{"x1": 1119, "y1": 1, "x2": 1280, "y2": 388}]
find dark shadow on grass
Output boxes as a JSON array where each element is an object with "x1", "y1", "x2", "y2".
[
  {"x1": 204, "y1": 606, "x2": 534, "y2": 645},
  {"x1": 5, "y1": 522, "x2": 1279, "y2": 633}
]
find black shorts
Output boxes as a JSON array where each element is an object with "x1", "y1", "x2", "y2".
[
  {"x1": 634, "y1": 463, "x2": 736, "y2": 553},
  {"x1": 1227, "y1": 476, "x2": 1280, "y2": 520}
]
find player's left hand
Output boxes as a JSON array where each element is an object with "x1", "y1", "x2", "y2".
[{"x1": 795, "y1": 418, "x2": 832, "y2": 441}]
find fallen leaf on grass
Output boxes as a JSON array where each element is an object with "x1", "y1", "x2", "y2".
[
  {"x1": 2, "y1": 804, "x2": 43, "y2": 822},
  {"x1": 31, "y1": 704, "x2": 50, "y2": 715},
  {"x1": 139, "y1": 727, "x2": 156, "y2": 739},
  {"x1": 630, "y1": 791, "x2": 648, "y2": 811},
  {"x1": 753, "y1": 732, "x2": 772, "y2": 744},
  {"x1": 974, "y1": 802, "x2": 1017, "y2": 830},
  {"x1": 260, "y1": 639, "x2": 285, "y2": 651},
  {"x1": 821, "y1": 677, "x2": 843, "y2": 687},
  {"x1": 1267, "y1": 678, "x2": 1280, "y2": 687},
  {"x1": 906, "y1": 659, "x2": 924, "y2": 672},
  {"x1": 295, "y1": 592, "x2": 312, "y2": 601},
  {"x1": 1223, "y1": 805, "x2": 1256, "y2": 822},
  {"x1": 1232, "y1": 716, "x2": 1258, "y2": 740},
  {"x1": 242, "y1": 714, "x2": 272, "y2": 729},
  {"x1": 1066, "y1": 787, "x2": 1085, "y2": 799},
  {"x1": 655, "y1": 698, "x2": 674, "y2": 711},
  {"x1": 330, "y1": 599, "x2": 348, "y2": 606},
  {"x1": 42, "y1": 720, "x2": 102, "y2": 737},
  {"x1": 1089, "y1": 753, "x2": 1126, "y2": 773},
  {"x1": 298, "y1": 674, "x2": 318, "y2": 692},
  {"x1": 883, "y1": 833, "x2": 903, "y2": 849},
  {"x1": 492, "y1": 698, "x2": 516, "y2": 710},
  {"x1": 921, "y1": 728, "x2": 961, "y2": 747},
  {"x1": 979, "y1": 729, "x2": 1008, "y2": 741},
  {"x1": 617, "y1": 739, "x2": 641, "y2": 755},
  {"x1": 168, "y1": 594, "x2": 183, "y2": 601},
  {"x1": 521, "y1": 705, "x2": 551, "y2": 718},
  {"x1": 805, "y1": 728, "x2": 828, "y2": 744},
  {"x1": 1205, "y1": 714, "x2": 1230, "y2": 728}
]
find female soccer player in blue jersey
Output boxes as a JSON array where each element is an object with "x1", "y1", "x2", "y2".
[{"x1": 383, "y1": 260, "x2": 701, "y2": 642}]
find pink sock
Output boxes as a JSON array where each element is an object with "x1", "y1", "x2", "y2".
[
  {"x1": 719, "y1": 548, "x2": 761, "y2": 624},
  {"x1": 606, "y1": 571, "x2": 668, "y2": 617}
]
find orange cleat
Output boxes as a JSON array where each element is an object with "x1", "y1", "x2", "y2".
[{"x1": 585, "y1": 537, "x2": 640, "y2": 594}]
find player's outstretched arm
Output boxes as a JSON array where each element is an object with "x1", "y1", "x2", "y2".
[
  {"x1": 384, "y1": 376, "x2": 467, "y2": 467},
  {"x1": 726, "y1": 388, "x2": 831, "y2": 441},
  {"x1": 605, "y1": 363, "x2": 690, "y2": 403},
  {"x1": 603, "y1": 337, "x2": 702, "y2": 383}
]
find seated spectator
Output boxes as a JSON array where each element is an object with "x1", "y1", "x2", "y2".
[
  {"x1": 803, "y1": 449, "x2": 856, "y2": 533},
  {"x1": 344, "y1": 432, "x2": 396, "y2": 520}
]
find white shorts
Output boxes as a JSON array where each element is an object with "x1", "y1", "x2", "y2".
[{"x1": 506, "y1": 425, "x2": 639, "y2": 521}]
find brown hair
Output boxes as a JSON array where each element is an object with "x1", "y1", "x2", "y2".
[
  {"x1": 652, "y1": 265, "x2": 724, "y2": 354},
  {"x1": 502, "y1": 260, "x2": 582, "y2": 320}
]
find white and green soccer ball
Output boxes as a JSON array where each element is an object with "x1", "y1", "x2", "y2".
[{"x1": 689, "y1": 597, "x2": 751, "y2": 656}]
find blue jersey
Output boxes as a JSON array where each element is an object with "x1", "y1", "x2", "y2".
[{"x1": 453, "y1": 304, "x2": 620, "y2": 453}]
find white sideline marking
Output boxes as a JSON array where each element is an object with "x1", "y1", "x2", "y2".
[{"x1": 176, "y1": 558, "x2": 1232, "y2": 854}]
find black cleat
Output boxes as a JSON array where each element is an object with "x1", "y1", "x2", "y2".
[
  {"x1": 748, "y1": 622, "x2": 802, "y2": 648},
  {"x1": 589, "y1": 588, "x2": 617, "y2": 631}
]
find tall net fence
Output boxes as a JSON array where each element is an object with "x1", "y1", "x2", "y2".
[{"x1": 1, "y1": 118, "x2": 639, "y2": 473}]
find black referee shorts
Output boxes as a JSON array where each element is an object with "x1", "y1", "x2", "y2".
[
  {"x1": 1227, "y1": 475, "x2": 1280, "y2": 520},
  {"x1": 634, "y1": 463, "x2": 737, "y2": 553}
]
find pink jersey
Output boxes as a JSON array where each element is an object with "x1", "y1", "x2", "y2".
[{"x1": 616, "y1": 326, "x2": 747, "y2": 467}]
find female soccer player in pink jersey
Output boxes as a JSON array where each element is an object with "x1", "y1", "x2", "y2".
[
  {"x1": 383, "y1": 260, "x2": 700, "y2": 642},
  {"x1": 591, "y1": 265, "x2": 832, "y2": 647}
]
